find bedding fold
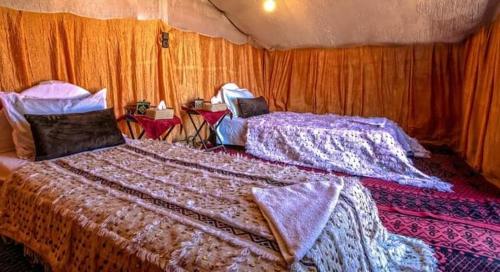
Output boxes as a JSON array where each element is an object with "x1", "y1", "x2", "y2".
[{"x1": 252, "y1": 178, "x2": 344, "y2": 264}]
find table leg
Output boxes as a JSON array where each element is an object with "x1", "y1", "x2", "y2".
[
  {"x1": 126, "y1": 120, "x2": 135, "y2": 139},
  {"x1": 138, "y1": 130, "x2": 145, "y2": 139},
  {"x1": 188, "y1": 113, "x2": 209, "y2": 149},
  {"x1": 162, "y1": 126, "x2": 176, "y2": 141},
  {"x1": 195, "y1": 121, "x2": 209, "y2": 150}
]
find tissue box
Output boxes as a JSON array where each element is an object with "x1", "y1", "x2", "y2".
[
  {"x1": 202, "y1": 102, "x2": 227, "y2": 112},
  {"x1": 145, "y1": 108, "x2": 174, "y2": 120}
]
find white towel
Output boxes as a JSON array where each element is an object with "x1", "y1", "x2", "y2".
[{"x1": 252, "y1": 178, "x2": 344, "y2": 264}]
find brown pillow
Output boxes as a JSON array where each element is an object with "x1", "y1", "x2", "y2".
[
  {"x1": 237, "y1": 96, "x2": 270, "y2": 118},
  {"x1": 25, "y1": 108, "x2": 125, "y2": 161}
]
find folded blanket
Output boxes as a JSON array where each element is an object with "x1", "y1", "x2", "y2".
[{"x1": 252, "y1": 178, "x2": 344, "y2": 264}]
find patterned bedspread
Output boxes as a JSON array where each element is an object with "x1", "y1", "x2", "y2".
[
  {"x1": 0, "y1": 140, "x2": 435, "y2": 271},
  {"x1": 246, "y1": 112, "x2": 452, "y2": 191}
]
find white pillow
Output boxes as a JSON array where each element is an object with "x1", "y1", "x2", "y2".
[
  {"x1": 0, "y1": 110, "x2": 15, "y2": 153},
  {"x1": 0, "y1": 89, "x2": 107, "y2": 160},
  {"x1": 222, "y1": 88, "x2": 255, "y2": 117},
  {"x1": 21, "y1": 81, "x2": 91, "y2": 99}
]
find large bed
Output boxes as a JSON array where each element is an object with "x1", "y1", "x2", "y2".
[{"x1": 0, "y1": 140, "x2": 436, "y2": 271}]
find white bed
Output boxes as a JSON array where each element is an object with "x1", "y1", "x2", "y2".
[{"x1": 213, "y1": 83, "x2": 452, "y2": 192}]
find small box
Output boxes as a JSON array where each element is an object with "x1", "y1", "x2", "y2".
[
  {"x1": 202, "y1": 102, "x2": 227, "y2": 112},
  {"x1": 145, "y1": 108, "x2": 174, "y2": 120}
]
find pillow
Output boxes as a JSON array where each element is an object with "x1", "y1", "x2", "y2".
[
  {"x1": 0, "y1": 110, "x2": 15, "y2": 153},
  {"x1": 21, "y1": 81, "x2": 91, "y2": 99},
  {"x1": 0, "y1": 89, "x2": 107, "y2": 160},
  {"x1": 237, "y1": 96, "x2": 270, "y2": 118},
  {"x1": 25, "y1": 108, "x2": 125, "y2": 161},
  {"x1": 222, "y1": 88, "x2": 255, "y2": 117}
]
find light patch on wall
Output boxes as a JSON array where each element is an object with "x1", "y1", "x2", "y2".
[{"x1": 263, "y1": 0, "x2": 276, "y2": 13}]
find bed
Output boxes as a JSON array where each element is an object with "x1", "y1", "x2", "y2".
[
  {"x1": 214, "y1": 84, "x2": 452, "y2": 192},
  {"x1": 0, "y1": 140, "x2": 436, "y2": 271}
]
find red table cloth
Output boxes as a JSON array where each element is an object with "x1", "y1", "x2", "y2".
[
  {"x1": 130, "y1": 115, "x2": 181, "y2": 139},
  {"x1": 192, "y1": 109, "x2": 230, "y2": 126}
]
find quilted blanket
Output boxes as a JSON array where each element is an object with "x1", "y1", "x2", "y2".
[
  {"x1": 0, "y1": 140, "x2": 436, "y2": 271},
  {"x1": 246, "y1": 112, "x2": 452, "y2": 192}
]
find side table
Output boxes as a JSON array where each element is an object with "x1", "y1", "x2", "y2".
[{"x1": 182, "y1": 106, "x2": 230, "y2": 151}]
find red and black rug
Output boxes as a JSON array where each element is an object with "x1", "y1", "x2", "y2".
[{"x1": 365, "y1": 151, "x2": 499, "y2": 272}]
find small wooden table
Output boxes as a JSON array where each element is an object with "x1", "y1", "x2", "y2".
[
  {"x1": 118, "y1": 114, "x2": 182, "y2": 140},
  {"x1": 182, "y1": 105, "x2": 230, "y2": 151}
]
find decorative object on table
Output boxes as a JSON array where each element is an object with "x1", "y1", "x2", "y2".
[
  {"x1": 135, "y1": 100, "x2": 150, "y2": 115},
  {"x1": 182, "y1": 104, "x2": 230, "y2": 151},
  {"x1": 145, "y1": 100, "x2": 174, "y2": 120},
  {"x1": 118, "y1": 103, "x2": 182, "y2": 140},
  {"x1": 193, "y1": 98, "x2": 204, "y2": 109},
  {"x1": 202, "y1": 102, "x2": 227, "y2": 112}
]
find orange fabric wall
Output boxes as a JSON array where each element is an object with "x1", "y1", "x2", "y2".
[
  {"x1": 0, "y1": 7, "x2": 497, "y2": 187},
  {"x1": 0, "y1": 7, "x2": 264, "y2": 138},
  {"x1": 458, "y1": 19, "x2": 500, "y2": 187}
]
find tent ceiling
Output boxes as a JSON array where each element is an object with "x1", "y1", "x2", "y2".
[
  {"x1": 211, "y1": 0, "x2": 499, "y2": 49},
  {"x1": 0, "y1": 0, "x2": 498, "y2": 49}
]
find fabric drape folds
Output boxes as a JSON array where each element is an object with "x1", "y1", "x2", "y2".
[
  {"x1": 0, "y1": 6, "x2": 497, "y2": 187},
  {"x1": 459, "y1": 19, "x2": 500, "y2": 187},
  {"x1": 0, "y1": 7, "x2": 265, "y2": 139}
]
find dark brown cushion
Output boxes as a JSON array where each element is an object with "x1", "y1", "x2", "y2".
[
  {"x1": 237, "y1": 96, "x2": 270, "y2": 118},
  {"x1": 25, "y1": 108, "x2": 125, "y2": 161}
]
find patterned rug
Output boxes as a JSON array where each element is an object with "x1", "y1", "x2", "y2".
[
  {"x1": 0, "y1": 146, "x2": 498, "y2": 272},
  {"x1": 365, "y1": 151, "x2": 499, "y2": 272}
]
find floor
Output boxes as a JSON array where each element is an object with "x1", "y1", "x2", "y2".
[{"x1": 1, "y1": 147, "x2": 498, "y2": 272}]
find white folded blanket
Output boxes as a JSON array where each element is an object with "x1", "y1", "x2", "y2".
[{"x1": 252, "y1": 178, "x2": 344, "y2": 264}]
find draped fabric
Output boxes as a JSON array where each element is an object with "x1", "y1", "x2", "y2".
[
  {"x1": 459, "y1": 19, "x2": 500, "y2": 187},
  {"x1": 0, "y1": 6, "x2": 497, "y2": 187},
  {"x1": 0, "y1": 7, "x2": 265, "y2": 139}
]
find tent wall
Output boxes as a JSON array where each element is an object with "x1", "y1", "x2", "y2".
[
  {"x1": 459, "y1": 19, "x2": 500, "y2": 187},
  {"x1": 0, "y1": 6, "x2": 498, "y2": 187},
  {"x1": 0, "y1": 7, "x2": 264, "y2": 138},
  {"x1": 0, "y1": 0, "x2": 248, "y2": 44}
]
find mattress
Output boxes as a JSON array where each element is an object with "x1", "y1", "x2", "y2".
[
  {"x1": 0, "y1": 140, "x2": 435, "y2": 271},
  {"x1": 0, "y1": 151, "x2": 27, "y2": 182},
  {"x1": 216, "y1": 115, "x2": 248, "y2": 146}
]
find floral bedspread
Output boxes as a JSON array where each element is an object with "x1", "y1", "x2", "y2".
[
  {"x1": 246, "y1": 112, "x2": 452, "y2": 191},
  {"x1": 0, "y1": 141, "x2": 436, "y2": 271}
]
